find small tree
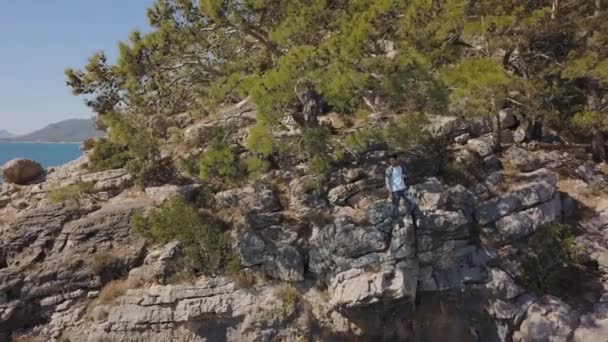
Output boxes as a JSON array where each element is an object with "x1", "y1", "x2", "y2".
[{"x1": 441, "y1": 57, "x2": 515, "y2": 151}]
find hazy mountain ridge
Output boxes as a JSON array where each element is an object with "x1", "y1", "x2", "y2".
[
  {"x1": 3, "y1": 119, "x2": 104, "y2": 142},
  {"x1": 0, "y1": 130, "x2": 15, "y2": 139}
]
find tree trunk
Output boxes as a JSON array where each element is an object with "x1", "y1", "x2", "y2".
[
  {"x1": 592, "y1": 128, "x2": 607, "y2": 161},
  {"x1": 491, "y1": 96, "x2": 501, "y2": 152},
  {"x1": 551, "y1": 0, "x2": 560, "y2": 19},
  {"x1": 492, "y1": 111, "x2": 502, "y2": 152}
]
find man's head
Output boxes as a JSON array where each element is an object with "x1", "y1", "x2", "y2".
[{"x1": 389, "y1": 155, "x2": 399, "y2": 166}]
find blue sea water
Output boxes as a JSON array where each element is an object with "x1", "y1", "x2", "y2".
[{"x1": 0, "y1": 142, "x2": 83, "y2": 169}]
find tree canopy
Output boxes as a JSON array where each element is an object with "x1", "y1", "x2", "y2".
[{"x1": 67, "y1": 0, "x2": 608, "y2": 176}]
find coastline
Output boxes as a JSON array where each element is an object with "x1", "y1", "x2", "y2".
[{"x1": 0, "y1": 140, "x2": 83, "y2": 145}]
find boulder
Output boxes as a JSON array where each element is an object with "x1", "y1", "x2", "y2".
[
  {"x1": 573, "y1": 301, "x2": 608, "y2": 342},
  {"x1": 513, "y1": 296, "x2": 579, "y2": 342},
  {"x1": 412, "y1": 178, "x2": 447, "y2": 211},
  {"x1": 468, "y1": 110, "x2": 517, "y2": 137},
  {"x1": 1, "y1": 159, "x2": 44, "y2": 185},
  {"x1": 144, "y1": 184, "x2": 200, "y2": 204},
  {"x1": 426, "y1": 115, "x2": 468, "y2": 137},
  {"x1": 238, "y1": 231, "x2": 267, "y2": 266},
  {"x1": 215, "y1": 184, "x2": 280, "y2": 213},
  {"x1": 467, "y1": 137, "x2": 494, "y2": 158},
  {"x1": 504, "y1": 146, "x2": 542, "y2": 172},
  {"x1": 485, "y1": 268, "x2": 524, "y2": 300},
  {"x1": 495, "y1": 194, "x2": 562, "y2": 240},
  {"x1": 328, "y1": 260, "x2": 419, "y2": 309},
  {"x1": 263, "y1": 246, "x2": 304, "y2": 282}
]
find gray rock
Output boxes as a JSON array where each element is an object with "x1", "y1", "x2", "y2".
[
  {"x1": 426, "y1": 115, "x2": 467, "y2": 137},
  {"x1": 412, "y1": 178, "x2": 446, "y2": 211},
  {"x1": 1, "y1": 159, "x2": 44, "y2": 185},
  {"x1": 485, "y1": 268, "x2": 524, "y2": 300},
  {"x1": 475, "y1": 174, "x2": 558, "y2": 225},
  {"x1": 573, "y1": 301, "x2": 608, "y2": 342},
  {"x1": 505, "y1": 146, "x2": 542, "y2": 172},
  {"x1": 328, "y1": 178, "x2": 381, "y2": 206},
  {"x1": 467, "y1": 137, "x2": 494, "y2": 158},
  {"x1": 513, "y1": 296, "x2": 579, "y2": 342},
  {"x1": 245, "y1": 212, "x2": 283, "y2": 230},
  {"x1": 454, "y1": 133, "x2": 471, "y2": 144},
  {"x1": 144, "y1": 184, "x2": 200, "y2": 204},
  {"x1": 468, "y1": 110, "x2": 517, "y2": 137},
  {"x1": 328, "y1": 260, "x2": 419, "y2": 309},
  {"x1": 215, "y1": 184, "x2": 280, "y2": 213},
  {"x1": 483, "y1": 155, "x2": 502, "y2": 172},
  {"x1": 238, "y1": 231, "x2": 267, "y2": 266},
  {"x1": 263, "y1": 246, "x2": 304, "y2": 282},
  {"x1": 495, "y1": 194, "x2": 562, "y2": 240},
  {"x1": 288, "y1": 175, "x2": 327, "y2": 214}
]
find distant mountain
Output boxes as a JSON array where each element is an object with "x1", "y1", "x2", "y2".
[
  {"x1": 0, "y1": 130, "x2": 15, "y2": 139},
  {"x1": 7, "y1": 119, "x2": 105, "y2": 142}
]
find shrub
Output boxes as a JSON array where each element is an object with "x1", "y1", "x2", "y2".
[
  {"x1": 167, "y1": 126, "x2": 183, "y2": 144},
  {"x1": 88, "y1": 138, "x2": 131, "y2": 172},
  {"x1": 132, "y1": 197, "x2": 234, "y2": 276},
  {"x1": 199, "y1": 144, "x2": 245, "y2": 186},
  {"x1": 275, "y1": 284, "x2": 302, "y2": 317},
  {"x1": 246, "y1": 156, "x2": 270, "y2": 180},
  {"x1": 307, "y1": 155, "x2": 331, "y2": 175},
  {"x1": 343, "y1": 127, "x2": 379, "y2": 156},
  {"x1": 82, "y1": 138, "x2": 97, "y2": 151},
  {"x1": 47, "y1": 181, "x2": 96, "y2": 204},
  {"x1": 98, "y1": 277, "x2": 148, "y2": 304},
  {"x1": 382, "y1": 112, "x2": 430, "y2": 151},
  {"x1": 246, "y1": 123, "x2": 274, "y2": 156},
  {"x1": 517, "y1": 223, "x2": 585, "y2": 297}
]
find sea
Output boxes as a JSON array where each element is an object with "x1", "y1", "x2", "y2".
[{"x1": 0, "y1": 142, "x2": 83, "y2": 182}]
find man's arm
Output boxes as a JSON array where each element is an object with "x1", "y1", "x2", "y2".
[{"x1": 385, "y1": 168, "x2": 393, "y2": 193}]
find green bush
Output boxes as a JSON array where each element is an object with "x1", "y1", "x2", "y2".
[
  {"x1": 88, "y1": 138, "x2": 131, "y2": 172},
  {"x1": 517, "y1": 223, "x2": 585, "y2": 297},
  {"x1": 246, "y1": 123, "x2": 274, "y2": 156},
  {"x1": 132, "y1": 197, "x2": 234, "y2": 276},
  {"x1": 82, "y1": 138, "x2": 97, "y2": 151},
  {"x1": 199, "y1": 144, "x2": 245, "y2": 186},
  {"x1": 246, "y1": 156, "x2": 270, "y2": 180},
  {"x1": 382, "y1": 112, "x2": 430, "y2": 151},
  {"x1": 48, "y1": 181, "x2": 96, "y2": 204},
  {"x1": 307, "y1": 155, "x2": 331, "y2": 175},
  {"x1": 343, "y1": 127, "x2": 379, "y2": 156}
]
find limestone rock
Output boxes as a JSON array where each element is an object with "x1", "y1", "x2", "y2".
[
  {"x1": 263, "y1": 245, "x2": 304, "y2": 282},
  {"x1": 215, "y1": 184, "x2": 280, "y2": 213},
  {"x1": 467, "y1": 137, "x2": 494, "y2": 158},
  {"x1": 513, "y1": 296, "x2": 579, "y2": 342},
  {"x1": 573, "y1": 301, "x2": 608, "y2": 342},
  {"x1": 144, "y1": 184, "x2": 200, "y2": 204},
  {"x1": 1, "y1": 159, "x2": 44, "y2": 185},
  {"x1": 505, "y1": 146, "x2": 543, "y2": 172},
  {"x1": 328, "y1": 260, "x2": 419, "y2": 309}
]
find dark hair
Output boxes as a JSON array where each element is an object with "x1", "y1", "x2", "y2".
[{"x1": 389, "y1": 154, "x2": 398, "y2": 159}]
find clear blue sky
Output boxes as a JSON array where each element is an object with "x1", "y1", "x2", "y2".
[{"x1": 0, "y1": 0, "x2": 153, "y2": 134}]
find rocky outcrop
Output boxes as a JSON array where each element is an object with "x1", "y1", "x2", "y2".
[
  {"x1": 1, "y1": 158, "x2": 44, "y2": 185},
  {"x1": 6, "y1": 114, "x2": 608, "y2": 342},
  {"x1": 513, "y1": 296, "x2": 579, "y2": 342}
]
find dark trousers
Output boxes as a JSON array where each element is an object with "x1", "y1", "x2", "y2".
[{"x1": 391, "y1": 189, "x2": 416, "y2": 218}]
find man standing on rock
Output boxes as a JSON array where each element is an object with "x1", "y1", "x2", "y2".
[{"x1": 385, "y1": 155, "x2": 416, "y2": 219}]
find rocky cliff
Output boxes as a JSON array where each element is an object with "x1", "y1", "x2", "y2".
[{"x1": 2, "y1": 107, "x2": 608, "y2": 342}]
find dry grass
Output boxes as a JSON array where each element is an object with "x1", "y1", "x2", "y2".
[
  {"x1": 11, "y1": 334, "x2": 45, "y2": 342},
  {"x1": 98, "y1": 276, "x2": 148, "y2": 305},
  {"x1": 89, "y1": 249, "x2": 133, "y2": 275},
  {"x1": 274, "y1": 284, "x2": 302, "y2": 317}
]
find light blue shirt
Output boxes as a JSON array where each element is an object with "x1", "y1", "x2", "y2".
[{"x1": 385, "y1": 165, "x2": 406, "y2": 192}]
